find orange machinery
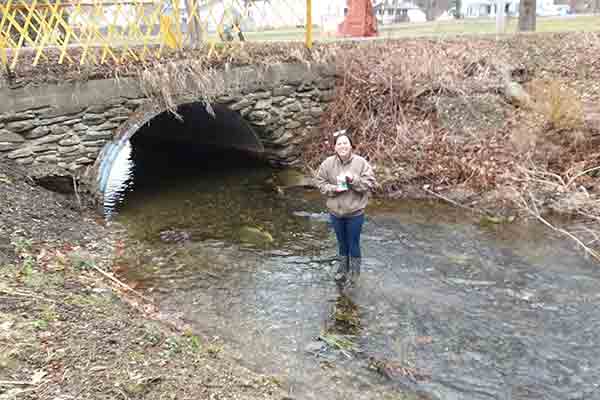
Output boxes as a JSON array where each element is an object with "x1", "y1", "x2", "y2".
[{"x1": 337, "y1": 0, "x2": 377, "y2": 38}]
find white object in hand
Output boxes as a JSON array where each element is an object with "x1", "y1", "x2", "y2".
[{"x1": 336, "y1": 174, "x2": 349, "y2": 191}]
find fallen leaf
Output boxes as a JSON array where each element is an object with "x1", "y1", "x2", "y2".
[{"x1": 30, "y1": 370, "x2": 47, "y2": 385}]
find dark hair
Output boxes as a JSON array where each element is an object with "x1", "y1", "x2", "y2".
[{"x1": 334, "y1": 133, "x2": 353, "y2": 147}]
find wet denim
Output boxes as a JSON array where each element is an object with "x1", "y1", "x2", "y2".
[{"x1": 329, "y1": 213, "x2": 365, "y2": 258}]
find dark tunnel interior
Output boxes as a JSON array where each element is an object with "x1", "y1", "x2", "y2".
[
  {"x1": 129, "y1": 102, "x2": 267, "y2": 181},
  {"x1": 103, "y1": 101, "x2": 270, "y2": 213}
]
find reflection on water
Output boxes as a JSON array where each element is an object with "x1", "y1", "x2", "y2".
[
  {"x1": 104, "y1": 141, "x2": 328, "y2": 248},
  {"x1": 104, "y1": 143, "x2": 600, "y2": 400},
  {"x1": 104, "y1": 141, "x2": 134, "y2": 217}
]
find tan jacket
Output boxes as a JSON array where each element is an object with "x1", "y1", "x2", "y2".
[{"x1": 316, "y1": 154, "x2": 377, "y2": 217}]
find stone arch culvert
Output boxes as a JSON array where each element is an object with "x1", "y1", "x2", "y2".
[{"x1": 90, "y1": 62, "x2": 337, "y2": 207}]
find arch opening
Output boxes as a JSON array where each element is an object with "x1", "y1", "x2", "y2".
[
  {"x1": 131, "y1": 102, "x2": 264, "y2": 156},
  {"x1": 101, "y1": 101, "x2": 268, "y2": 216}
]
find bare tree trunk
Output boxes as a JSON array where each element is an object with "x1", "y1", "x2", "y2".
[
  {"x1": 455, "y1": 0, "x2": 462, "y2": 18},
  {"x1": 518, "y1": 0, "x2": 536, "y2": 31},
  {"x1": 426, "y1": 0, "x2": 438, "y2": 20}
]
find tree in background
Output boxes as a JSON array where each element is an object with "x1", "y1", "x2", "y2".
[
  {"x1": 518, "y1": 0, "x2": 536, "y2": 31},
  {"x1": 415, "y1": 0, "x2": 450, "y2": 20},
  {"x1": 449, "y1": 0, "x2": 462, "y2": 18}
]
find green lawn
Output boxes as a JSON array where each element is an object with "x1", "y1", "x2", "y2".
[
  {"x1": 379, "y1": 15, "x2": 600, "y2": 37},
  {"x1": 9, "y1": 14, "x2": 598, "y2": 54},
  {"x1": 240, "y1": 15, "x2": 600, "y2": 42}
]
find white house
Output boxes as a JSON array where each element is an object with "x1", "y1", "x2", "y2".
[
  {"x1": 461, "y1": 0, "x2": 519, "y2": 17},
  {"x1": 374, "y1": 0, "x2": 427, "y2": 23},
  {"x1": 461, "y1": 0, "x2": 564, "y2": 17},
  {"x1": 406, "y1": 7, "x2": 427, "y2": 22}
]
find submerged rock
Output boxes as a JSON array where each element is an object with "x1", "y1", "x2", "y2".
[
  {"x1": 480, "y1": 215, "x2": 516, "y2": 225},
  {"x1": 159, "y1": 230, "x2": 191, "y2": 243},
  {"x1": 239, "y1": 226, "x2": 274, "y2": 246},
  {"x1": 274, "y1": 169, "x2": 314, "y2": 188},
  {"x1": 446, "y1": 278, "x2": 495, "y2": 287},
  {"x1": 305, "y1": 341, "x2": 326, "y2": 354},
  {"x1": 292, "y1": 211, "x2": 329, "y2": 222}
]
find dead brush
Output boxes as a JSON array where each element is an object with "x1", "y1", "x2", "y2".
[
  {"x1": 128, "y1": 41, "x2": 336, "y2": 116},
  {"x1": 303, "y1": 39, "x2": 600, "y2": 264},
  {"x1": 526, "y1": 79, "x2": 586, "y2": 135},
  {"x1": 303, "y1": 40, "x2": 513, "y2": 194},
  {"x1": 137, "y1": 60, "x2": 225, "y2": 117},
  {"x1": 511, "y1": 161, "x2": 600, "y2": 262}
]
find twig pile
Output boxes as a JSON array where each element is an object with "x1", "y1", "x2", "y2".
[
  {"x1": 304, "y1": 39, "x2": 518, "y2": 193},
  {"x1": 302, "y1": 34, "x2": 600, "y2": 259}
]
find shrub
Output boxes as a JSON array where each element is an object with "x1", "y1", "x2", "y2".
[{"x1": 526, "y1": 79, "x2": 585, "y2": 134}]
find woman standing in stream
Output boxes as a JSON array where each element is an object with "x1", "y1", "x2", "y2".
[{"x1": 316, "y1": 130, "x2": 377, "y2": 286}]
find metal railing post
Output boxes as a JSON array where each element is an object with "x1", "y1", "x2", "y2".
[{"x1": 306, "y1": 0, "x2": 312, "y2": 49}]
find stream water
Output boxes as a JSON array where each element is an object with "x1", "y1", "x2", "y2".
[{"x1": 104, "y1": 144, "x2": 600, "y2": 400}]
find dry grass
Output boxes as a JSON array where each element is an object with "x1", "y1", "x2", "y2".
[
  {"x1": 137, "y1": 60, "x2": 225, "y2": 116},
  {"x1": 4, "y1": 41, "x2": 331, "y2": 84},
  {"x1": 3, "y1": 33, "x2": 600, "y2": 260},
  {"x1": 129, "y1": 42, "x2": 336, "y2": 115},
  {"x1": 302, "y1": 39, "x2": 517, "y2": 194},
  {"x1": 526, "y1": 79, "x2": 585, "y2": 132},
  {"x1": 301, "y1": 34, "x2": 600, "y2": 261},
  {"x1": 0, "y1": 234, "x2": 285, "y2": 400},
  {"x1": 512, "y1": 162, "x2": 600, "y2": 261}
]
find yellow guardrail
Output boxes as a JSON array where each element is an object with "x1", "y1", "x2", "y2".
[{"x1": 0, "y1": 0, "x2": 313, "y2": 67}]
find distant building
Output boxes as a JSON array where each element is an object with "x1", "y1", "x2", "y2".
[
  {"x1": 374, "y1": 0, "x2": 427, "y2": 23},
  {"x1": 460, "y1": 0, "x2": 566, "y2": 17},
  {"x1": 461, "y1": 0, "x2": 518, "y2": 17}
]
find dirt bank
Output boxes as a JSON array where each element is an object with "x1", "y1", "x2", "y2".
[
  {"x1": 0, "y1": 161, "x2": 286, "y2": 400},
  {"x1": 305, "y1": 33, "x2": 600, "y2": 201},
  {"x1": 302, "y1": 33, "x2": 599, "y2": 260}
]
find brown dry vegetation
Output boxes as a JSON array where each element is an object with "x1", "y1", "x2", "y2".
[
  {"x1": 302, "y1": 33, "x2": 600, "y2": 260},
  {"x1": 2, "y1": 34, "x2": 598, "y2": 258},
  {"x1": 0, "y1": 162, "x2": 285, "y2": 400},
  {"x1": 2, "y1": 42, "x2": 319, "y2": 85}
]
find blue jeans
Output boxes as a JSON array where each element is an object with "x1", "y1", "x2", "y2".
[{"x1": 329, "y1": 214, "x2": 365, "y2": 258}]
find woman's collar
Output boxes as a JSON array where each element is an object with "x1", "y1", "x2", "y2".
[{"x1": 336, "y1": 153, "x2": 353, "y2": 164}]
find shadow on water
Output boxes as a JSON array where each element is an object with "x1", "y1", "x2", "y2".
[{"x1": 104, "y1": 142, "x2": 600, "y2": 400}]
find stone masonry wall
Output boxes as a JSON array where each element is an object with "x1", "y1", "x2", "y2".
[
  {"x1": 0, "y1": 62, "x2": 336, "y2": 176},
  {"x1": 0, "y1": 99, "x2": 146, "y2": 172},
  {"x1": 214, "y1": 78, "x2": 335, "y2": 166}
]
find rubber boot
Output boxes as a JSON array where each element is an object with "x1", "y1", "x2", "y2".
[
  {"x1": 349, "y1": 257, "x2": 361, "y2": 285},
  {"x1": 334, "y1": 256, "x2": 349, "y2": 282}
]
